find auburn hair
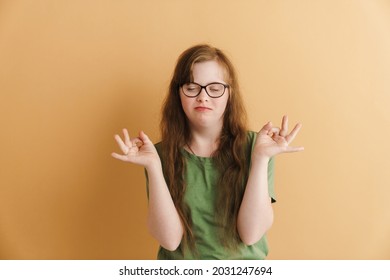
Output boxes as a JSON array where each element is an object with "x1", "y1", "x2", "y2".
[{"x1": 160, "y1": 44, "x2": 249, "y2": 252}]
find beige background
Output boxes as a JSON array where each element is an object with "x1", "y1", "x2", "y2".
[{"x1": 1, "y1": 0, "x2": 389, "y2": 259}]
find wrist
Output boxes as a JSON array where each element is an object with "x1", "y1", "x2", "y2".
[
  {"x1": 145, "y1": 157, "x2": 162, "y2": 173},
  {"x1": 251, "y1": 153, "x2": 270, "y2": 164}
]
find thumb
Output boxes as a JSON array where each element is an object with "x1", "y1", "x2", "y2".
[
  {"x1": 138, "y1": 131, "x2": 151, "y2": 144},
  {"x1": 258, "y1": 122, "x2": 272, "y2": 136}
]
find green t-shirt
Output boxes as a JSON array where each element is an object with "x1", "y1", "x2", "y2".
[{"x1": 147, "y1": 131, "x2": 275, "y2": 260}]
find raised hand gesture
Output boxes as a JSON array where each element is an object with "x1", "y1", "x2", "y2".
[
  {"x1": 254, "y1": 115, "x2": 304, "y2": 160},
  {"x1": 111, "y1": 129, "x2": 160, "y2": 168}
]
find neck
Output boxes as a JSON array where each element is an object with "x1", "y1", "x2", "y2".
[{"x1": 187, "y1": 126, "x2": 222, "y2": 157}]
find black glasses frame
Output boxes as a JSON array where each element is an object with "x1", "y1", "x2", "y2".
[{"x1": 181, "y1": 82, "x2": 229, "y2": 98}]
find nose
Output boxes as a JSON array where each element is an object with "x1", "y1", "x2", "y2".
[{"x1": 196, "y1": 88, "x2": 209, "y2": 102}]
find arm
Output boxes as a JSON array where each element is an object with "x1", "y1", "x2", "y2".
[
  {"x1": 145, "y1": 160, "x2": 183, "y2": 251},
  {"x1": 237, "y1": 156, "x2": 273, "y2": 246},
  {"x1": 112, "y1": 129, "x2": 183, "y2": 251},
  {"x1": 237, "y1": 115, "x2": 304, "y2": 245}
]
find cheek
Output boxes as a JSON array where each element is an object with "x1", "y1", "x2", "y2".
[
  {"x1": 179, "y1": 94, "x2": 186, "y2": 108},
  {"x1": 220, "y1": 95, "x2": 230, "y2": 113},
  {"x1": 180, "y1": 96, "x2": 191, "y2": 115}
]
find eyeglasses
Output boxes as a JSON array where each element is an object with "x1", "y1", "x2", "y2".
[{"x1": 181, "y1": 82, "x2": 229, "y2": 98}]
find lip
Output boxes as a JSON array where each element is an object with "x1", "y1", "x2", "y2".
[{"x1": 194, "y1": 106, "x2": 212, "y2": 112}]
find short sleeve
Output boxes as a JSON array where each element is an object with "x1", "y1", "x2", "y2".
[{"x1": 267, "y1": 156, "x2": 276, "y2": 203}]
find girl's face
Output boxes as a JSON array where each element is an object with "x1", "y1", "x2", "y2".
[{"x1": 180, "y1": 60, "x2": 229, "y2": 131}]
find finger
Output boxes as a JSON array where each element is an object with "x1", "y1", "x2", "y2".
[
  {"x1": 279, "y1": 115, "x2": 288, "y2": 137},
  {"x1": 285, "y1": 123, "x2": 302, "y2": 144},
  {"x1": 111, "y1": 152, "x2": 129, "y2": 161},
  {"x1": 258, "y1": 121, "x2": 272, "y2": 136},
  {"x1": 133, "y1": 131, "x2": 151, "y2": 148},
  {"x1": 123, "y1": 128, "x2": 131, "y2": 147},
  {"x1": 284, "y1": 146, "x2": 305, "y2": 153},
  {"x1": 270, "y1": 127, "x2": 280, "y2": 136},
  {"x1": 131, "y1": 137, "x2": 144, "y2": 148},
  {"x1": 114, "y1": 134, "x2": 129, "y2": 154},
  {"x1": 271, "y1": 134, "x2": 284, "y2": 142}
]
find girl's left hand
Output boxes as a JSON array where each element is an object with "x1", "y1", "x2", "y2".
[{"x1": 253, "y1": 115, "x2": 304, "y2": 160}]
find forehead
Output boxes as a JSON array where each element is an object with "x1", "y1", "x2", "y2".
[{"x1": 191, "y1": 60, "x2": 229, "y2": 83}]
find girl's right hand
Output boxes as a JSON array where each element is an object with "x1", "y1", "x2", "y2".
[{"x1": 111, "y1": 129, "x2": 160, "y2": 169}]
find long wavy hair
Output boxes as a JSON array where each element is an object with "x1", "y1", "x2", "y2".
[{"x1": 160, "y1": 44, "x2": 249, "y2": 251}]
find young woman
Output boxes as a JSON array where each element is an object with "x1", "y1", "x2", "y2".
[{"x1": 112, "y1": 44, "x2": 304, "y2": 259}]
